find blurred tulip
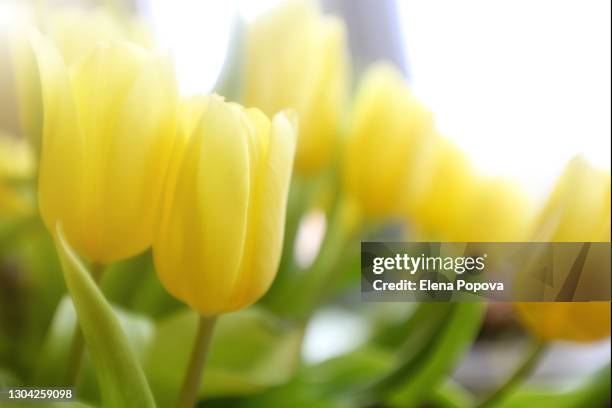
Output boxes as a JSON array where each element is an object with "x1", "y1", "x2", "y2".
[
  {"x1": 244, "y1": 0, "x2": 348, "y2": 174},
  {"x1": 452, "y1": 177, "x2": 533, "y2": 242},
  {"x1": 10, "y1": 7, "x2": 153, "y2": 158},
  {"x1": 0, "y1": 131, "x2": 33, "y2": 215},
  {"x1": 153, "y1": 95, "x2": 297, "y2": 316},
  {"x1": 32, "y1": 33, "x2": 177, "y2": 264},
  {"x1": 516, "y1": 157, "x2": 611, "y2": 342},
  {"x1": 407, "y1": 136, "x2": 477, "y2": 238},
  {"x1": 343, "y1": 64, "x2": 434, "y2": 218}
]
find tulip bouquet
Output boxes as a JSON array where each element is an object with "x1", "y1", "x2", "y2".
[{"x1": 0, "y1": 1, "x2": 610, "y2": 408}]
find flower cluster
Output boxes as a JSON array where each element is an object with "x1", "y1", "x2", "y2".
[{"x1": 0, "y1": 1, "x2": 609, "y2": 407}]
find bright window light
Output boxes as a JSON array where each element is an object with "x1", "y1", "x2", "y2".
[
  {"x1": 145, "y1": 0, "x2": 236, "y2": 96},
  {"x1": 237, "y1": 0, "x2": 286, "y2": 22},
  {"x1": 398, "y1": 0, "x2": 611, "y2": 197}
]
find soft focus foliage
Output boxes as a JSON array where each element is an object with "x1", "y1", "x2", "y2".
[
  {"x1": 0, "y1": 2, "x2": 609, "y2": 408},
  {"x1": 32, "y1": 33, "x2": 177, "y2": 264},
  {"x1": 153, "y1": 95, "x2": 297, "y2": 316},
  {"x1": 244, "y1": 0, "x2": 348, "y2": 174}
]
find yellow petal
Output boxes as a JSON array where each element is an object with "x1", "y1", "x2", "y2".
[
  {"x1": 31, "y1": 31, "x2": 88, "y2": 251},
  {"x1": 94, "y1": 55, "x2": 177, "y2": 262},
  {"x1": 227, "y1": 109, "x2": 297, "y2": 310},
  {"x1": 244, "y1": 0, "x2": 347, "y2": 174},
  {"x1": 532, "y1": 156, "x2": 611, "y2": 242},
  {"x1": 344, "y1": 63, "x2": 434, "y2": 218}
]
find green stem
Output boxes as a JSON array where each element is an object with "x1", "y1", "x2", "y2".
[
  {"x1": 477, "y1": 338, "x2": 547, "y2": 408},
  {"x1": 177, "y1": 315, "x2": 218, "y2": 408},
  {"x1": 64, "y1": 263, "x2": 105, "y2": 387}
]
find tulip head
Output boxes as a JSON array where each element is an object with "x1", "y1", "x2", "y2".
[
  {"x1": 343, "y1": 64, "x2": 434, "y2": 218},
  {"x1": 32, "y1": 33, "x2": 177, "y2": 264},
  {"x1": 153, "y1": 95, "x2": 297, "y2": 316},
  {"x1": 515, "y1": 157, "x2": 611, "y2": 342},
  {"x1": 244, "y1": 0, "x2": 348, "y2": 174},
  {"x1": 407, "y1": 136, "x2": 476, "y2": 238}
]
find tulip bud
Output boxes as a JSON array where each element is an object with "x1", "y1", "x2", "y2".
[
  {"x1": 32, "y1": 33, "x2": 177, "y2": 264},
  {"x1": 343, "y1": 64, "x2": 434, "y2": 218},
  {"x1": 515, "y1": 157, "x2": 611, "y2": 342},
  {"x1": 153, "y1": 95, "x2": 297, "y2": 316},
  {"x1": 244, "y1": 0, "x2": 348, "y2": 174}
]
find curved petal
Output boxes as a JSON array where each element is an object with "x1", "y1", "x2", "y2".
[
  {"x1": 228, "y1": 109, "x2": 297, "y2": 311},
  {"x1": 31, "y1": 31, "x2": 88, "y2": 253},
  {"x1": 155, "y1": 96, "x2": 251, "y2": 316}
]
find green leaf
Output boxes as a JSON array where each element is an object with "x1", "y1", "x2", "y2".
[
  {"x1": 54, "y1": 224, "x2": 156, "y2": 408},
  {"x1": 372, "y1": 303, "x2": 454, "y2": 350},
  {"x1": 100, "y1": 252, "x2": 182, "y2": 320},
  {"x1": 495, "y1": 364, "x2": 611, "y2": 408},
  {"x1": 374, "y1": 302, "x2": 485, "y2": 407},
  {"x1": 201, "y1": 346, "x2": 394, "y2": 408},
  {"x1": 145, "y1": 307, "x2": 303, "y2": 407},
  {"x1": 303, "y1": 346, "x2": 394, "y2": 397},
  {"x1": 428, "y1": 380, "x2": 475, "y2": 408},
  {"x1": 33, "y1": 296, "x2": 154, "y2": 397}
]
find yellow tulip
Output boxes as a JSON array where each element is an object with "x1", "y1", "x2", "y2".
[
  {"x1": 407, "y1": 136, "x2": 477, "y2": 238},
  {"x1": 515, "y1": 156, "x2": 611, "y2": 342},
  {"x1": 32, "y1": 33, "x2": 177, "y2": 264},
  {"x1": 0, "y1": 131, "x2": 33, "y2": 216},
  {"x1": 153, "y1": 95, "x2": 297, "y2": 316},
  {"x1": 343, "y1": 64, "x2": 435, "y2": 218},
  {"x1": 244, "y1": 0, "x2": 348, "y2": 174},
  {"x1": 10, "y1": 7, "x2": 153, "y2": 157}
]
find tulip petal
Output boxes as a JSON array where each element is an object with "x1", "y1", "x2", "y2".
[
  {"x1": 344, "y1": 64, "x2": 433, "y2": 217},
  {"x1": 228, "y1": 110, "x2": 297, "y2": 310},
  {"x1": 244, "y1": 1, "x2": 346, "y2": 173},
  {"x1": 30, "y1": 31, "x2": 88, "y2": 247},
  {"x1": 94, "y1": 56, "x2": 177, "y2": 263}
]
